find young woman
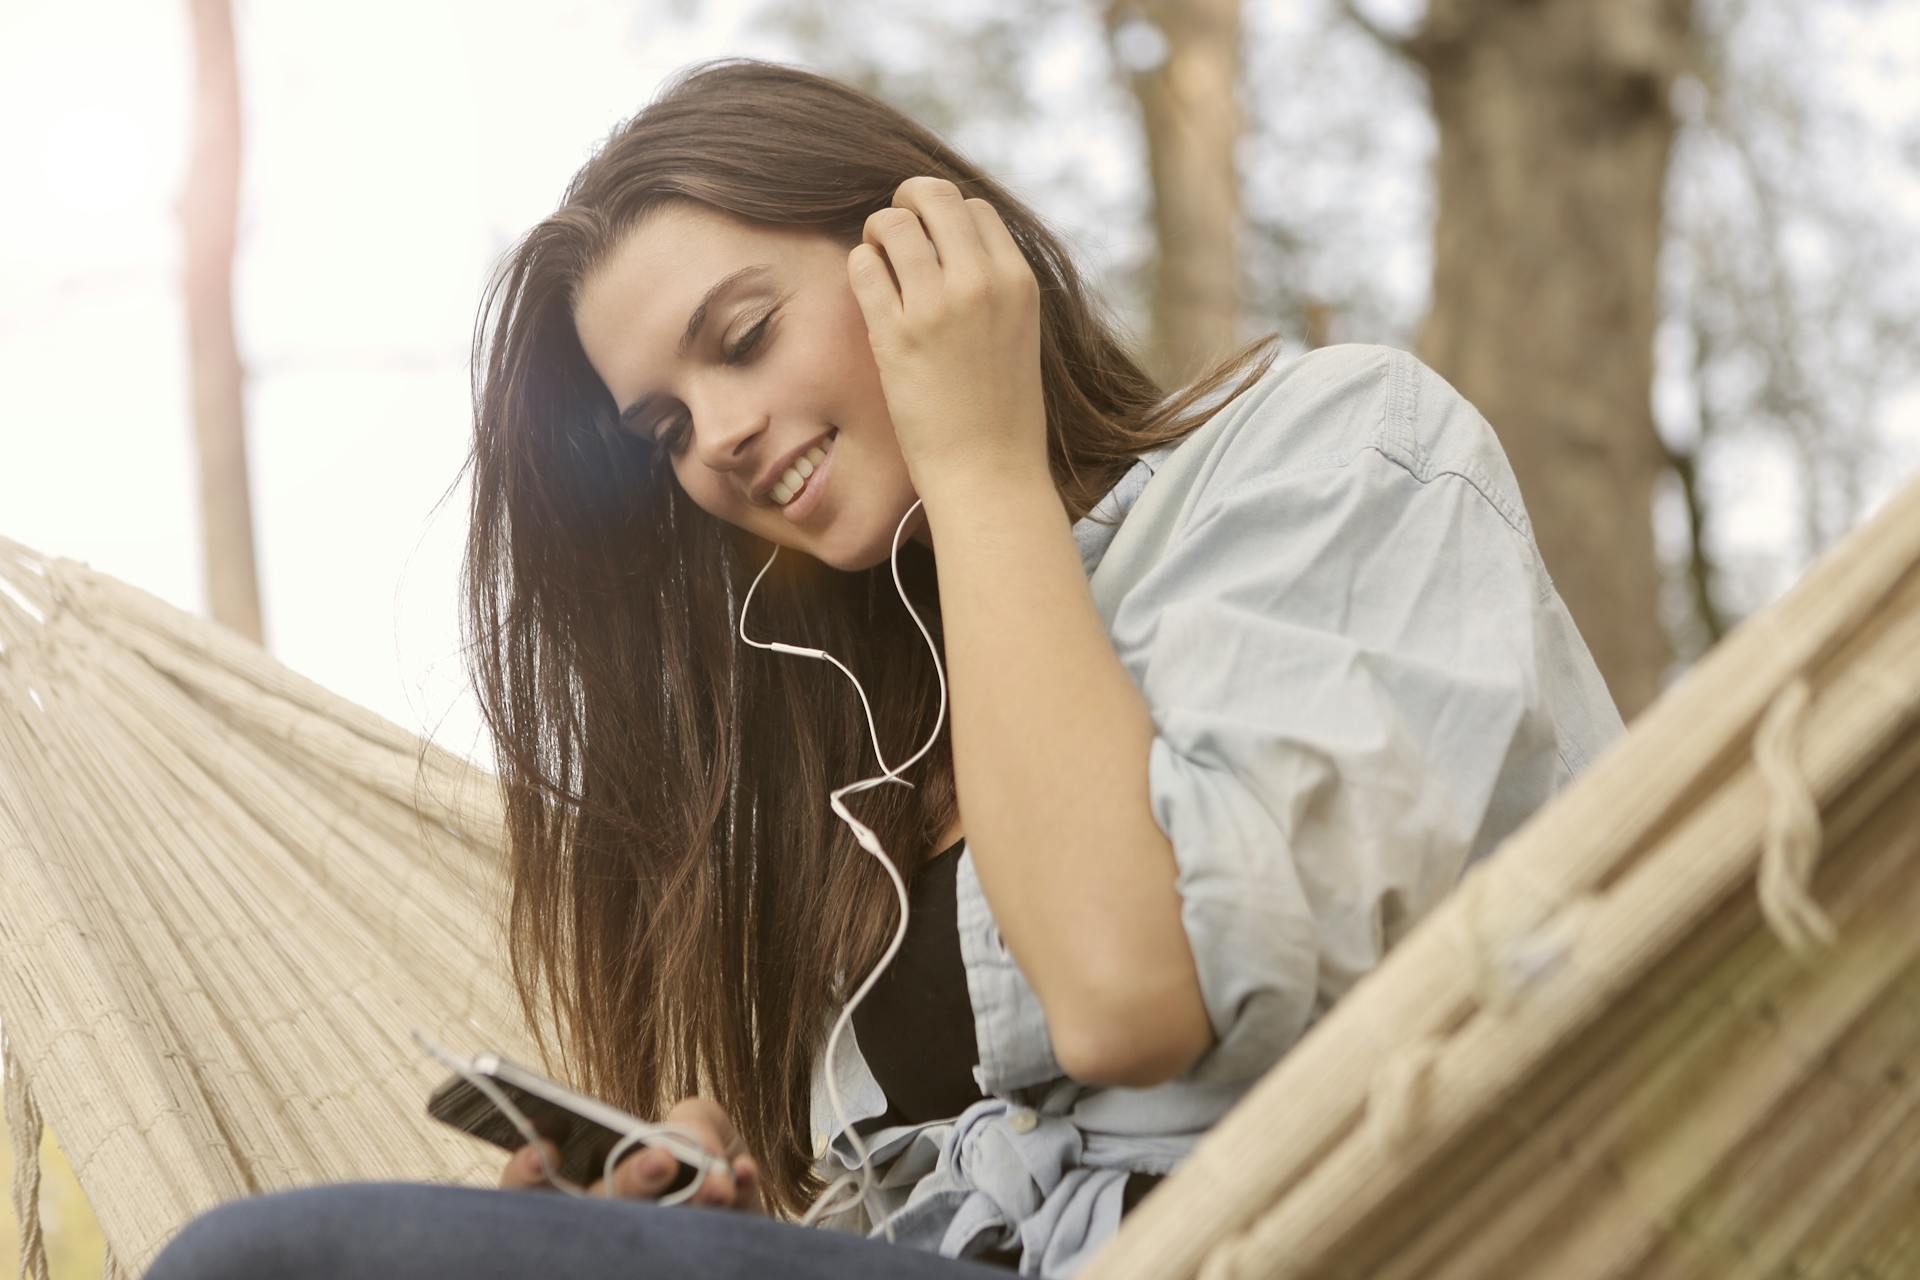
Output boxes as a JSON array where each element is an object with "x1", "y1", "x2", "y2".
[{"x1": 143, "y1": 56, "x2": 1624, "y2": 1280}]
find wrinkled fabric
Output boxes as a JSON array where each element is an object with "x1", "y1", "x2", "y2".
[{"x1": 805, "y1": 344, "x2": 1627, "y2": 1275}]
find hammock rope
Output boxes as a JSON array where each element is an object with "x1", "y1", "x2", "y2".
[{"x1": 1753, "y1": 677, "x2": 1837, "y2": 959}]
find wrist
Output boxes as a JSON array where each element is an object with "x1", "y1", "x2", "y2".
[{"x1": 911, "y1": 452, "x2": 1062, "y2": 524}]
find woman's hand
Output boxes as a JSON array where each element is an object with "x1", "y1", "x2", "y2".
[
  {"x1": 846, "y1": 175, "x2": 1049, "y2": 496},
  {"x1": 497, "y1": 1096, "x2": 765, "y2": 1214}
]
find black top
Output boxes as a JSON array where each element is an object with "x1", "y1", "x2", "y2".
[
  {"x1": 848, "y1": 838, "x2": 1164, "y2": 1270},
  {"x1": 850, "y1": 840, "x2": 985, "y2": 1125}
]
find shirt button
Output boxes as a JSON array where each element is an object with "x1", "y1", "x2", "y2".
[
  {"x1": 813, "y1": 1131, "x2": 830, "y2": 1158},
  {"x1": 1007, "y1": 1108, "x2": 1039, "y2": 1134}
]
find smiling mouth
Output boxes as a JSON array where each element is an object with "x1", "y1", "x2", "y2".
[{"x1": 770, "y1": 431, "x2": 837, "y2": 507}]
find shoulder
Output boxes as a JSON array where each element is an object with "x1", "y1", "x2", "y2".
[{"x1": 1190, "y1": 343, "x2": 1533, "y2": 541}]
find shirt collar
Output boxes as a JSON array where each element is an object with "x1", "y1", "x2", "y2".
[
  {"x1": 1069, "y1": 383, "x2": 1233, "y2": 575},
  {"x1": 1070, "y1": 450, "x2": 1163, "y2": 577}
]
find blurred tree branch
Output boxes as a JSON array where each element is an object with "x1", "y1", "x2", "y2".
[
  {"x1": 1659, "y1": 0, "x2": 1920, "y2": 650},
  {"x1": 1332, "y1": 0, "x2": 1490, "y2": 68},
  {"x1": 1329, "y1": 0, "x2": 1418, "y2": 61},
  {"x1": 1665, "y1": 309, "x2": 1728, "y2": 648},
  {"x1": 181, "y1": 0, "x2": 263, "y2": 645}
]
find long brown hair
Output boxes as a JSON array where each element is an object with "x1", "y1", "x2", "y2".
[{"x1": 458, "y1": 56, "x2": 1282, "y2": 1219}]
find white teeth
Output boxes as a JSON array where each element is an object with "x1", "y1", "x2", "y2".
[{"x1": 772, "y1": 439, "x2": 834, "y2": 505}]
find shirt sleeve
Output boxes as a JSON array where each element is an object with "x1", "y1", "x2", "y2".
[
  {"x1": 955, "y1": 842, "x2": 1070, "y2": 1094},
  {"x1": 1136, "y1": 354, "x2": 1556, "y2": 1086}
]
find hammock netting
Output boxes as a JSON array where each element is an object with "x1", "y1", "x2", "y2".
[{"x1": 2, "y1": 473, "x2": 1918, "y2": 1278}]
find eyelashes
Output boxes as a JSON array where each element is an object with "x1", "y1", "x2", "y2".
[{"x1": 652, "y1": 307, "x2": 777, "y2": 455}]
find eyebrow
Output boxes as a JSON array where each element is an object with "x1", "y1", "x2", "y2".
[{"x1": 616, "y1": 263, "x2": 775, "y2": 435}]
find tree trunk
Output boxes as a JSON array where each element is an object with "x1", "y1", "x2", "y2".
[
  {"x1": 1413, "y1": 0, "x2": 1691, "y2": 722},
  {"x1": 1102, "y1": 0, "x2": 1245, "y2": 388},
  {"x1": 182, "y1": 0, "x2": 263, "y2": 645}
]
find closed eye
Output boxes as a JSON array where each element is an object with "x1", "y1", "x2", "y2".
[{"x1": 652, "y1": 307, "x2": 778, "y2": 454}]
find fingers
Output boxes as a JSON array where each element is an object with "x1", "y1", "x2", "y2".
[
  {"x1": 847, "y1": 242, "x2": 904, "y2": 331},
  {"x1": 504, "y1": 1098, "x2": 762, "y2": 1212},
  {"x1": 612, "y1": 1149, "x2": 748, "y2": 1208},
  {"x1": 499, "y1": 1140, "x2": 560, "y2": 1190},
  {"x1": 861, "y1": 177, "x2": 991, "y2": 316},
  {"x1": 653, "y1": 1148, "x2": 737, "y2": 1208},
  {"x1": 852, "y1": 178, "x2": 1033, "y2": 352},
  {"x1": 691, "y1": 1158, "x2": 741, "y2": 1208},
  {"x1": 858, "y1": 207, "x2": 934, "y2": 309},
  {"x1": 662, "y1": 1096, "x2": 763, "y2": 1211},
  {"x1": 731, "y1": 1153, "x2": 765, "y2": 1213},
  {"x1": 890, "y1": 175, "x2": 988, "y2": 279},
  {"x1": 601, "y1": 1146, "x2": 675, "y2": 1198},
  {"x1": 964, "y1": 198, "x2": 1034, "y2": 293}
]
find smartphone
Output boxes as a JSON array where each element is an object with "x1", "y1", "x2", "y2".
[{"x1": 425, "y1": 1051, "x2": 701, "y2": 1194}]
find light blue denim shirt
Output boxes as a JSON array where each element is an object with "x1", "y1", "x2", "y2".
[{"x1": 804, "y1": 343, "x2": 1627, "y2": 1274}]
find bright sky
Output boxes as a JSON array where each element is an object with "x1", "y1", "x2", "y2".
[
  {"x1": 0, "y1": 0, "x2": 822, "y2": 767},
  {"x1": 1, "y1": 0, "x2": 1915, "y2": 774}
]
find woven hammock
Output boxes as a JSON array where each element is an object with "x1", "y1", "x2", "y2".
[{"x1": 4, "y1": 471, "x2": 1919, "y2": 1279}]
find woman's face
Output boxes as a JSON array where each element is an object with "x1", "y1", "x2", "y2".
[{"x1": 573, "y1": 201, "x2": 933, "y2": 570}]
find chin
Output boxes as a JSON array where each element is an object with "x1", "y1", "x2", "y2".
[
  {"x1": 768, "y1": 497, "x2": 928, "y2": 574},
  {"x1": 815, "y1": 529, "x2": 918, "y2": 574},
  {"x1": 823, "y1": 537, "x2": 895, "y2": 574}
]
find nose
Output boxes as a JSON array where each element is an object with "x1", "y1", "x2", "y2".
[{"x1": 685, "y1": 394, "x2": 769, "y2": 488}]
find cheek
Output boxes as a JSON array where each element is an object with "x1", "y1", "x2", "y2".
[
  {"x1": 810, "y1": 282, "x2": 875, "y2": 361},
  {"x1": 783, "y1": 313, "x2": 877, "y2": 405},
  {"x1": 819, "y1": 311, "x2": 884, "y2": 399}
]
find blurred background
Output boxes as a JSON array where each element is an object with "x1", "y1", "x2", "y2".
[{"x1": 3, "y1": 0, "x2": 1916, "y2": 1271}]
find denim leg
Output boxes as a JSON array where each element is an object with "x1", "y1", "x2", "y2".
[{"x1": 141, "y1": 1181, "x2": 1014, "y2": 1279}]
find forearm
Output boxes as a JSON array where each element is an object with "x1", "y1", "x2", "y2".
[{"x1": 918, "y1": 468, "x2": 1212, "y2": 1085}]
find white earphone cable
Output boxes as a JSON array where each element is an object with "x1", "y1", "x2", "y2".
[{"x1": 736, "y1": 496, "x2": 947, "y2": 1243}]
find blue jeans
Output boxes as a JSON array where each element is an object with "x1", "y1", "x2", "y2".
[{"x1": 141, "y1": 1181, "x2": 1017, "y2": 1279}]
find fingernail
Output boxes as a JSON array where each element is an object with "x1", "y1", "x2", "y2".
[{"x1": 640, "y1": 1151, "x2": 674, "y2": 1181}]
